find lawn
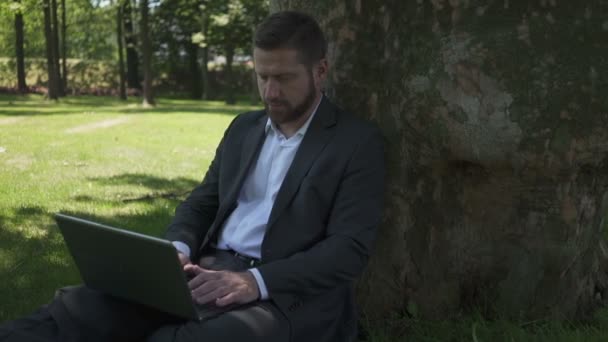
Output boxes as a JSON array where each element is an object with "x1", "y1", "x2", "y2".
[
  {"x1": 0, "y1": 94, "x2": 248, "y2": 322},
  {"x1": 1, "y1": 94, "x2": 608, "y2": 341}
]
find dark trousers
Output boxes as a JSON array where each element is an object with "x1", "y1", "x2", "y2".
[{"x1": 0, "y1": 250, "x2": 289, "y2": 342}]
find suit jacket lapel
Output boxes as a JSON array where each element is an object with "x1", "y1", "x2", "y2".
[
  {"x1": 266, "y1": 97, "x2": 337, "y2": 231},
  {"x1": 201, "y1": 114, "x2": 266, "y2": 250},
  {"x1": 225, "y1": 115, "x2": 267, "y2": 207}
]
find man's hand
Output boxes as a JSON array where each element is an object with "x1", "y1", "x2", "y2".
[
  {"x1": 177, "y1": 252, "x2": 192, "y2": 267},
  {"x1": 184, "y1": 264, "x2": 260, "y2": 307}
]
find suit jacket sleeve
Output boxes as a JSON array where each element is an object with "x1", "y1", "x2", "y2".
[{"x1": 257, "y1": 125, "x2": 385, "y2": 298}]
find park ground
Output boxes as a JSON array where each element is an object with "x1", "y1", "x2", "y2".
[{"x1": 1, "y1": 94, "x2": 608, "y2": 341}]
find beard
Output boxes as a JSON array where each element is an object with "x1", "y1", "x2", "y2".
[{"x1": 264, "y1": 71, "x2": 317, "y2": 125}]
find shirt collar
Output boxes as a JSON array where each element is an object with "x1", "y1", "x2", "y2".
[{"x1": 265, "y1": 96, "x2": 322, "y2": 138}]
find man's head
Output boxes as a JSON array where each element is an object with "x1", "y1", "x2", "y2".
[{"x1": 253, "y1": 11, "x2": 328, "y2": 127}]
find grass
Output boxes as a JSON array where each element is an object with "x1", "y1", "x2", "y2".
[
  {"x1": 1, "y1": 94, "x2": 608, "y2": 341},
  {"x1": 0, "y1": 94, "x2": 248, "y2": 323},
  {"x1": 360, "y1": 311, "x2": 608, "y2": 341}
]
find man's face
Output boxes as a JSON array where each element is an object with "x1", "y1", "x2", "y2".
[{"x1": 253, "y1": 47, "x2": 327, "y2": 125}]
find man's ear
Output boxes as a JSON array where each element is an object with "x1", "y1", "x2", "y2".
[{"x1": 315, "y1": 58, "x2": 329, "y2": 84}]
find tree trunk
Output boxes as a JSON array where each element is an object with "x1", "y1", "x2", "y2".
[
  {"x1": 199, "y1": 5, "x2": 209, "y2": 100},
  {"x1": 187, "y1": 42, "x2": 201, "y2": 100},
  {"x1": 51, "y1": 0, "x2": 63, "y2": 96},
  {"x1": 140, "y1": 0, "x2": 154, "y2": 107},
  {"x1": 14, "y1": 0, "x2": 27, "y2": 93},
  {"x1": 61, "y1": 0, "x2": 67, "y2": 93},
  {"x1": 117, "y1": 1, "x2": 127, "y2": 100},
  {"x1": 201, "y1": 46, "x2": 209, "y2": 100},
  {"x1": 250, "y1": 25, "x2": 258, "y2": 104},
  {"x1": 124, "y1": 0, "x2": 140, "y2": 90},
  {"x1": 224, "y1": 46, "x2": 235, "y2": 105},
  {"x1": 271, "y1": 0, "x2": 608, "y2": 321},
  {"x1": 43, "y1": 0, "x2": 58, "y2": 100}
]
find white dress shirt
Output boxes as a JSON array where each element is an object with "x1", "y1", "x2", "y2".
[{"x1": 174, "y1": 99, "x2": 321, "y2": 300}]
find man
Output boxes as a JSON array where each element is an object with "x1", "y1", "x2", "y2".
[{"x1": 0, "y1": 10, "x2": 384, "y2": 342}]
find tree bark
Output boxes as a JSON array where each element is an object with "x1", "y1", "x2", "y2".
[
  {"x1": 14, "y1": 0, "x2": 27, "y2": 93},
  {"x1": 43, "y1": 0, "x2": 58, "y2": 100},
  {"x1": 124, "y1": 0, "x2": 140, "y2": 90},
  {"x1": 51, "y1": 0, "x2": 63, "y2": 96},
  {"x1": 271, "y1": 0, "x2": 608, "y2": 321},
  {"x1": 140, "y1": 0, "x2": 154, "y2": 106},
  {"x1": 117, "y1": 1, "x2": 127, "y2": 100},
  {"x1": 61, "y1": 0, "x2": 67, "y2": 93}
]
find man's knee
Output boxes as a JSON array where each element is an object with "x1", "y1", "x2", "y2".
[
  {"x1": 147, "y1": 321, "x2": 234, "y2": 342},
  {"x1": 147, "y1": 325, "x2": 179, "y2": 342},
  {"x1": 146, "y1": 307, "x2": 289, "y2": 342}
]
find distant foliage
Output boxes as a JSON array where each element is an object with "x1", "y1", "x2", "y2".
[{"x1": 0, "y1": 0, "x2": 269, "y2": 98}]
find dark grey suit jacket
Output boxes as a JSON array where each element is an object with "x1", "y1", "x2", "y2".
[{"x1": 165, "y1": 97, "x2": 385, "y2": 342}]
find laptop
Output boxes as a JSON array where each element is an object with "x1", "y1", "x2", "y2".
[{"x1": 55, "y1": 213, "x2": 218, "y2": 321}]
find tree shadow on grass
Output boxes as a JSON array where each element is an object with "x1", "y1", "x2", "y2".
[
  {"x1": 0, "y1": 94, "x2": 257, "y2": 117},
  {"x1": 0, "y1": 202, "x2": 183, "y2": 323},
  {"x1": 90, "y1": 173, "x2": 199, "y2": 193},
  {"x1": 116, "y1": 104, "x2": 250, "y2": 116},
  {"x1": 0, "y1": 206, "x2": 78, "y2": 323},
  {"x1": 72, "y1": 173, "x2": 200, "y2": 204},
  {"x1": 67, "y1": 172, "x2": 202, "y2": 236}
]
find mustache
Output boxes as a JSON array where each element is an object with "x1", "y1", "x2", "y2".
[{"x1": 265, "y1": 99, "x2": 289, "y2": 106}]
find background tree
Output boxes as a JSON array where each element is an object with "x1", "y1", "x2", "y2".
[
  {"x1": 197, "y1": 0, "x2": 211, "y2": 100},
  {"x1": 60, "y1": 0, "x2": 67, "y2": 91},
  {"x1": 206, "y1": 0, "x2": 263, "y2": 104},
  {"x1": 140, "y1": 0, "x2": 154, "y2": 106},
  {"x1": 123, "y1": 0, "x2": 140, "y2": 90},
  {"x1": 116, "y1": 0, "x2": 127, "y2": 100},
  {"x1": 241, "y1": 0, "x2": 268, "y2": 103},
  {"x1": 42, "y1": 0, "x2": 59, "y2": 99},
  {"x1": 0, "y1": 0, "x2": 267, "y2": 99},
  {"x1": 152, "y1": 0, "x2": 202, "y2": 99},
  {"x1": 51, "y1": 0, "x2": 63, "y2": 95},
  {"x1": 270, "y1": 0, "x2": 608, "y2": 322},
  {"x1": 13, "y1": 0, "x2": 28, "y2": 93}
]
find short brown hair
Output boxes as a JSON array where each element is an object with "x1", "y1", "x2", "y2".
[{"x1": 254, "y1": 11, "x2": 327, "y2": 66}]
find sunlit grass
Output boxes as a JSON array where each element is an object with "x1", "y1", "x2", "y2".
[{"x1": 0, "y1": 94, "x2": 247, "y2": 321}]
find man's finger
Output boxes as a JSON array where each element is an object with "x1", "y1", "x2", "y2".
[
  {"x1": 191, "y1": 278, "x2": 223, "y2": 298},
  {"x1": 216, "y1": 292, "x2": 238, "y2": 307},
  {"x1": 194, "y1": 286, "x2": 230, "y2": 305},
  {"x1": 187, "y1": 269, "x2": 220, "y2": 290},
  {"x1": 177, "y1": 253, "x2": 192, "y2": 267},
  {"x1": 183, "y1": 264, "x2": 203, "y2": 274}
]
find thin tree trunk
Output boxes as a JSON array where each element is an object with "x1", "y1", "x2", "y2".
[
  {"x1": 117, "y1": 1, "x2": 127, "y2": 100},
  {"x1": 140, "y1": 0, "x2": 154, "y2": 106},
  {"x1": 14, "y1": 0, "x2": 27, "y2": 93},
  {"x1": 187, "y1": 43, "x2": 201, "y2": 100},
  {"x1": 249, "y1": 26, "x2": 257, "y2": 104},
  {"x1": 224, "y1": 46, "x2": 235, "y2": 105},
  {"x1": 61, "y1": 0, "x2": 67, "y2": 93},
  {"x1": 123, "y1": 0, "x2": 140, "y2": 90},
  {"x1": 199, "y1": 3, "x2": 209, "y2": 100},
  {"x1": 250, "y1": 69, "x2": 257, "y2": 105},
  {"x1": 201, "y1": 46, "x2": 209, "y2": 100},
  {"x1": 51, "y1": 0, "x2": 63, "y2": 96},
  {"x1": 43, "y1": 0, "x2": 58, "y2": 100}
]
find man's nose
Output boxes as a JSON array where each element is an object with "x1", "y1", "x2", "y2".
[{"x1": 264, "y1": 79, "x2": 280, "y2": 99}]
